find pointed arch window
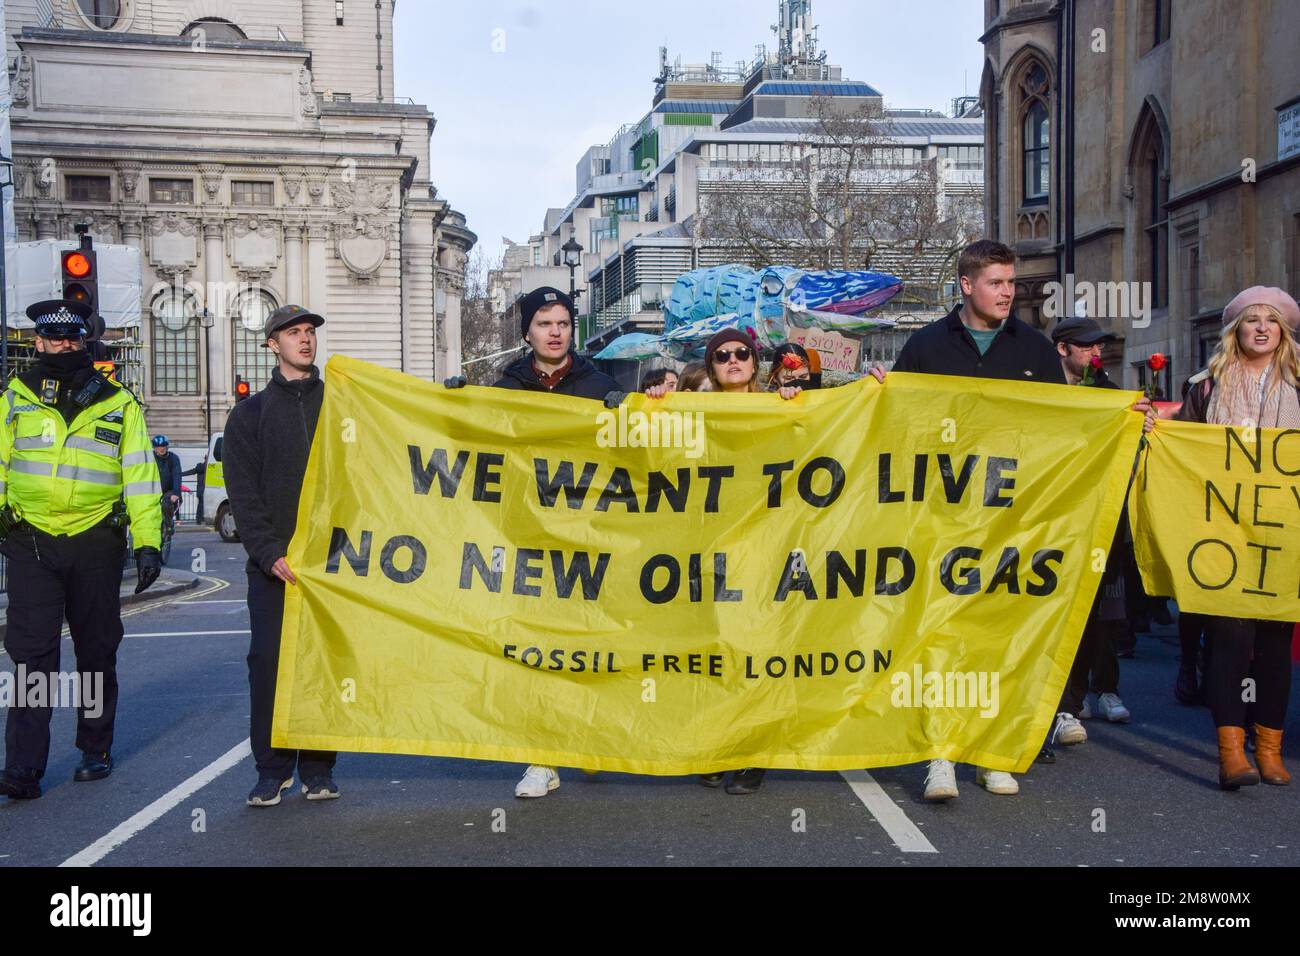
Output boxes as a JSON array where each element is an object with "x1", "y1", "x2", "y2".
[{"x1": 1018, "y1": 61, "x2": 1051, "y2": 207}]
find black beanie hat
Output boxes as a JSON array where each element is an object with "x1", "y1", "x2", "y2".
[
  {"x1": 704, "y1": 327, "x2": 755, "y2": 361},
  {"x1": 520, "y1": 286, "x2": 575, "y2": 337}
]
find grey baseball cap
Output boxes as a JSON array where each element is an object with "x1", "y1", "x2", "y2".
[{"x1": 264, "y1": 304, "x2": 324, "y2": 338}]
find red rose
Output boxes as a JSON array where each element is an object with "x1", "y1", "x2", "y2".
[
  {"x1": 1090, "y1": 355, "x2": 1104, "y2": 370},
  {"x1": 1148, "y1": 352, "x2": 1167, "y2": 371}
]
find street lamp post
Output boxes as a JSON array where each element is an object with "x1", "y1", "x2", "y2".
[
  {"x1": 200, "y1": 308, "x2": 215, "y2": 452},
  {"x1": 0, "y1": 152, "x2": 15, "y2": 383},
  {"x1": 562, "y1": 236, "x2": 584, "y2": 346}
]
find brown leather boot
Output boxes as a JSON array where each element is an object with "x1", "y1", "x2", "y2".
[
  {"x1": 1254, "y1": 725, "x2": 1291, "y2": 785},
  {"x1": 1217, "y1": 727, "x2": 1260, "y2": 790}
]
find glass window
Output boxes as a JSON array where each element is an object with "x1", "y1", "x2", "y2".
[
  {"x1": 66, "y1": 175, "x2": 111, "y2": 202},
  {"x1": 232, "y1": 289, "x2": 278, "y2": 392},
  {"x1": 183, "y1": 18, "x2": 248, "y2": 42},
  {"x1": 232, "y1": 181, "x2": 274, "y2": 206},
  {"x1": 1022, "y1": 101, "x2": 1049, "y2": 204},
  {"x1": 150, "y1": 289, "x2": 200, "y2": 395},
  {"x1": 77, "y1": 0, "x2": 120, "y2": 29},
  {"x1": 150, "y1": 179, "x2": 194, "y2": 204}
]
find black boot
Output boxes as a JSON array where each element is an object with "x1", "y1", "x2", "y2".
[
  {"x1": 73, "y1": 752, "x2": 112, "y2": 782},
  {"x1": 725, "y1": 768, "x2": 765, "y2": 794},
  {"x1": 1174, "y1": 662, "x2": 1199, "y2": 705},
  {"x1": 0, "y1": 768, "x2": 42, "y2": 800},
  {"x1": 698, "y1": 772, "x2": 725, "y2": 787}
]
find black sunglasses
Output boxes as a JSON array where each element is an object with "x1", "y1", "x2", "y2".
[
  {"x1": 39, "y1": 331, "x2": 85, "y2": 343},
  {"x1": 712, "y1": 347, "x2": 753, "y2": 364}
]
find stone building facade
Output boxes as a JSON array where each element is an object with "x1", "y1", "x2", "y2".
[
  {"x1": 981, "y1": 0, "x2": 1300, "y2": 392},
  {"x1": 5, "y1": 0, "x2": 475, "y2": 443}
]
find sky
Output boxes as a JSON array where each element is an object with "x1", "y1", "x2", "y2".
[{"x1": 394, "y1": 0, "x2": 987, "y2": 266}]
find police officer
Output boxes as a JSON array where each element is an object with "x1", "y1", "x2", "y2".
[
  {"x1": 152, "y1": 434, "x2": 183, "y2": 522},
  {"x1": 0, "y1": 299, "x2": 162, "y2": 800}
]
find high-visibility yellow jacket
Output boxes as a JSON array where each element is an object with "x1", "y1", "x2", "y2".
[{"x1": 0, "y1": 376, "x2": 162, "y2": 548}]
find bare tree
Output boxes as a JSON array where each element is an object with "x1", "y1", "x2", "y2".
[
  {"x1": 459, "y1": 247, "x2": 517, "y2": 385},
  {"x1": 695, "y1": 93, "x2": 981, "y2": 309}
]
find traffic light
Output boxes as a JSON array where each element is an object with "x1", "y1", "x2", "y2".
[
  {"x1": 62, "y1": 229, "x2": 99, "y2": 319},
  {"x1": 234, "y1": 376, "x2": 251, "y2": 402}
]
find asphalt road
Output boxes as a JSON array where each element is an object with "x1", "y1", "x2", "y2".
[{"x1": 1, "y1": 531, "x2": 1297, "y2": 867}]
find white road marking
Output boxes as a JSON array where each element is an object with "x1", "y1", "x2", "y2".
[
  {"x1": 124, "y1": 629, "x2": 250, "y2": 638},
  {"x1": 839, "y1": 770, "x2": 939, "y2": 854},
  {"x1": 177, "y1": 599, "x2": 246, "y2": 605},
  {"x1": 61, "y1": 738, "x2": 251, "y2": 868}
]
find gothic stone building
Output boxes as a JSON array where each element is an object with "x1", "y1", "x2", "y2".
[{"x1": 981, "y1": 0, "x2": 1300, "y2": 392}]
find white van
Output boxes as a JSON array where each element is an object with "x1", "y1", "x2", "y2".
[{"x1": 203, "y1": 431, "x2": 239, "y2": 543}]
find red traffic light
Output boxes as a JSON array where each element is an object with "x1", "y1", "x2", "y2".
[
  {"x1": 63, "y1": 251, "x2": 93, "y2": 279},
  {"x1": 234, "y1": 378, "x2": 251, "y2": 401}
]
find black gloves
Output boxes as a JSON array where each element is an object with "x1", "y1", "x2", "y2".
[
  {"x1": 135, "y1": 547, "x2": 162, "y2": 594},
  {"x1": 604, "y1": 391, "x2": 628, "y2": 408},
  {"x1": 0, "y1": 506, "x2": 17, "y2": 543},
  {"x1": 443, "y1": 376, "x2": 468, "y2": 389}
]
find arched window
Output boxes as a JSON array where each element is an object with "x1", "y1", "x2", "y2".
[
  {"x1": 232, "y1": 288, "x2": 278, "y2": 392},
  {"x1": 183, "y1": 18, "x2": 247, "y2": 43},
  {"x1": 77, "y1": 0, "x2": 120, "y2": 30},
  {"x1": 1131, "y1": 106, "x2": 1169, "y2": 310},
  {"x1": 1018, "y1": 60, "x2": 1050, "y2": 206},
  {"x1": 150, "y1": 288, "x2": 200, "y2": 395}
]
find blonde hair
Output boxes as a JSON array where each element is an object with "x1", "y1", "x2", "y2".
[{"x1": 1208, "y1": 303, "x2": 1299, "y2": 388}]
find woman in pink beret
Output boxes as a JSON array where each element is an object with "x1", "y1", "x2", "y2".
[{"x1": 1176, "y1": 285, "x2": 1300, "y2": 790}]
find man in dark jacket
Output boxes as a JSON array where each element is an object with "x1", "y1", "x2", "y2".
[
  {"x1": 1046, "y1": 317, "x2": 1132, "y2": 755},
  {"x1": 222, "y1": 304, "x2": 337, "y2": 807},
  {"x1": 152, "y1": 435, "x2": 183, "y2": 520},
  {"x1": 892, "y1": 240, "x2": 1066, "y2": 384},
  {"x1": 493, "y1": 287, "x2": 618, "y2": 399},
  {"x1": 487, "y1": 286, "x2": 615, "y2": 798}
]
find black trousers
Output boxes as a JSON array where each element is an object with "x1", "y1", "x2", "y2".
[
  {"x1": 246, "y1": 566, "x2": 335, "y2": 780},
  {"x1": 1059, "y1": 613, "x2": 1122, "y2": 716},
  {"x1": 1205, "y1": 618, "x2": 1293, "y2": 729},
  {"x1": 3, "y1": 523, "x2": 125, "y2": 777}
]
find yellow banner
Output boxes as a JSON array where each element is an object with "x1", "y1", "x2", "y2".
[
  {"x1": 1131, "y1": 419, "x2": 1300, "y2": 622},
  {"x1": 272, "y1": 356, "x2": 1143, "y2": 774}
]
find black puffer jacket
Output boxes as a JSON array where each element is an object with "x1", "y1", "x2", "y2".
[
  {"x1": 222, "y1": 366, "x2": 323, "y2": 577},
  {"x1": 493, "y1": 351, "x2": 618, "y2": 401}
]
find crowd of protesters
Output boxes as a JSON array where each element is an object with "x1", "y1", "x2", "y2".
[{"x1": 159, "y1": 236, "x2": 1294, "y2": 810}]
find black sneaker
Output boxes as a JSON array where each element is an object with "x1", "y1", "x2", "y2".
[
  {"x1": 0, "y1": 768, "x2": 41, "y2": 800},
  {"x1": 698, "y1": 772, "x2": 726, "y2": 788},
  {"x1": 246, "y1": 777, "x2": 293, "y2": 807},
  {"x1": 73, "y1": 751, "x2": 112, "y2": 782},
  {"x1": 1036, "y1": 745, "x2": 1057, "y2": 764},
  {"x1": 725, "y1": 768, "x2": 765, "y2": 794},
  {"x1": 301, "y1": 775, "x2": 340, "y2": 801}
]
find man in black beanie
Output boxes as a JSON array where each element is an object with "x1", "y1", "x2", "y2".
[
  {"x1": 489, "y1": 286, "x2": 615, "y2": 798},
  {"x1": 493, "y1": 287, "x2": 617, "y2": 399}
]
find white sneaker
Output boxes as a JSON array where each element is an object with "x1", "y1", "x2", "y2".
[
  {"x1": 975, "y1": 767, "x2": 1019, "y2": 795},
  {"x1": 923, "y1": 759, "x2": 958, "y2": 801},
  {"x1": 1078, "y1": 697, "x2": 1093, "y2": 720},
  {"x1": 1052, "y1": 712, "x2": 1088, "y2": 745},
  {"x1": 1096, "y1": 693, "x2": 1131, "y2": 723},
  {"x1": 514, "y1": 765, "x2": 560, "y2": 798}
]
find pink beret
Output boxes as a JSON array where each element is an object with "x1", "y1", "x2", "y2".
[{"x1": 1222, "y1": 286, "x2": 1300, "y2": 330}]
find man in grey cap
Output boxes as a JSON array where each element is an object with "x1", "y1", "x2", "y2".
[
  {"x1": 1045, "y1": 315, "x2": 1133, "y2": 756},
  {"x1": 222, "y1": 303, "x2": 339, "y2": 806},
  {"x1": 1051, "y1": 316, "x2": 1120, "y2": 387}
]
